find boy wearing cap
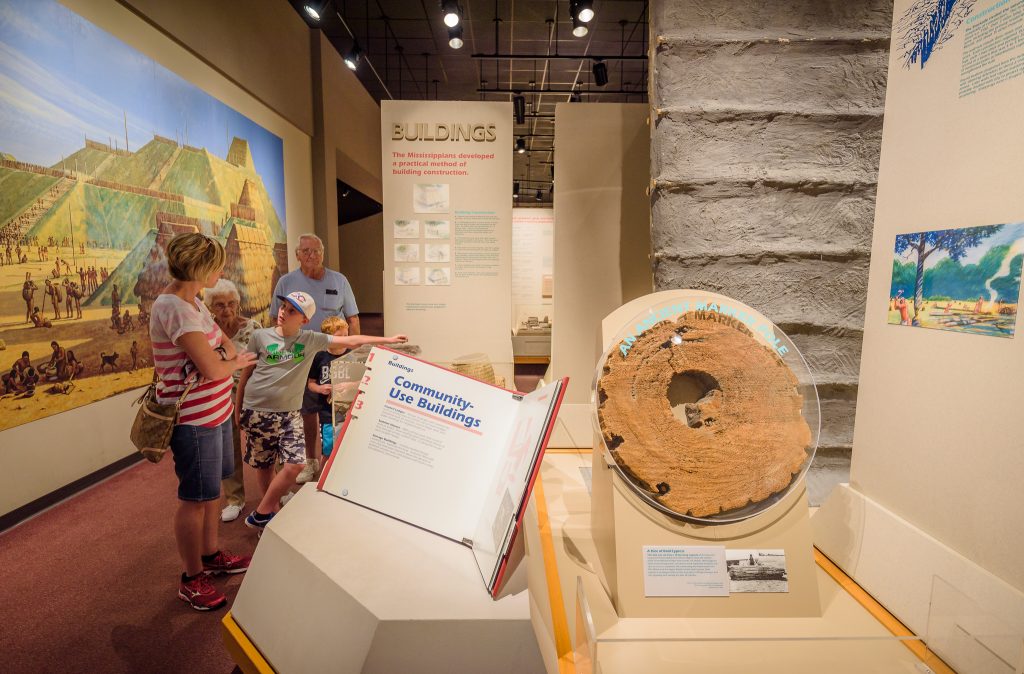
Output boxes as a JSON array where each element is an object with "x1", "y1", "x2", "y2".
[{"x1": 237, "y1": 291, "x2": 407, "y2": 530}]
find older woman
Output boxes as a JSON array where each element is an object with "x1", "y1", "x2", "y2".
[
  {"x1": 150, "y1": 233, "x2": 256, "y2": 611},
  {"x1": 204, "y1": 279, "x2": 261, "y2": 523}
]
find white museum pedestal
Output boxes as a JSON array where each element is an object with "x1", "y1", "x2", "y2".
[
  {"x1": 230, "y1": 486, "x2": 544, "y2": 673},
  {"x1": 525, "y1": 451, "x2": 931, "y2": 674}
]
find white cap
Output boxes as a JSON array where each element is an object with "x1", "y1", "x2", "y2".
[{"x1": 277, "y1": 291, "x2": 316, "y2": 320}]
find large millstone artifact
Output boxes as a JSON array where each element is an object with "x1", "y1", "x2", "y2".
[{"x1": 596, "y1": 304, "x2": 816, "y2": 522}]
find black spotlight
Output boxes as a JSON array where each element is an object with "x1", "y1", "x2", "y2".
[
  {"x1": 447, "y1": 23, "x2": 464, "y2": 49},
  {"x1": 570, "y1": 89, "x2": 581, "y2": 103},
  {"x1": 574, "y1": 0, "x2": 594, "y2": 22},
  {"x1": 592, "y1": 60, "x2": 608, "y2": 87},
  {"x1": 516, "y1": 137, "x2": 526, "y2": 154},
  {"x1": 513, "y1": 94, "x2": 526, "y2": 124},
  {"x1": 571, "y1": 8, "x2": 588, "y2": 37},
  {"x1": 442, "y1": 0, "x2": 461, "y2": 27},
  {"x1": 535, "y1": 189, "x2": 543, "y2": 201},
  {"x1": 344, "y1": 43, "x2": 362, "y2": 70},
  {"x1": 513, "y1": 182, "x2": 520, "y2": 199},
  {"x1": 303, "y1": 1, "x2": 327, "y2": 21}
]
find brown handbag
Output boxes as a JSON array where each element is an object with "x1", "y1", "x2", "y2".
[{"x1": 129, "y1": 378, "x2": 197, "y2": 463}]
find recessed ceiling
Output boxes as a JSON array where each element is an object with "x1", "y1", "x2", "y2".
[{"x1": 290, "y1": 0, "x2": 649, "y2": 204}]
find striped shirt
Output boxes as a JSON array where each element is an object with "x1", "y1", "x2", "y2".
[{"x1": 149, "y1": 293, "x2": 233, "y2": 427}]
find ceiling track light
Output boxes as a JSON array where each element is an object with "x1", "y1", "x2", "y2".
[
  {"x1": 570, "y1": 1, "x2": 588, "y2": 36},
  {"x1": 447, "y1": 23, "x2": 464, "y2": 49},
  {"x1": 513, "y1": 94, "x2": 526, "y2": 124},
  {"x1": 516, "y1": 137, "x2": 526, "y2": 154},
  {"x1": 535, "y1": 189, "x2": 543, "y2": 201},
  {"x1": 303, "y1": 1, "x2": 327, "y2": 21},
  {"x1": 574, "y1": 0, "x2": 595, "y2": 23},
  {"x1": 344, "y1": 42, "x2": 362, "y2": 70},
  {"x1": 513, "y1": 182, "x2": 520, "y2": 199},
  {"x1": 592, "y1": 59, "x2": 608, "y2": 87},
  {"x1": 441, "y1": 0, "x2": 461, "y2": 28}
]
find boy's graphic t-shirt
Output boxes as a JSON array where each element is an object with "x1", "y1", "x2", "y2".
[{"x1": 242, "y1": 328, "x2": 331, "y2": 412}]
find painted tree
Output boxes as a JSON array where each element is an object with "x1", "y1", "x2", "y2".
[{"x1": 894, "y1": 225, "x2": 1002, "y2": 324}]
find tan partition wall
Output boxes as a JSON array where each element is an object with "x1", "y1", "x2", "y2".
[{"x1": 550, "y1": 103, "x2": 652, "y2": 444}]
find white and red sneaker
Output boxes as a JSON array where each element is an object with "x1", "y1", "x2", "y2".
[
  {"x1": 202, "y1": 550, "x2": 251, "y2": 575},
  {"x1": 178, "y1": 574, "x2": 227, "y2": 611}
]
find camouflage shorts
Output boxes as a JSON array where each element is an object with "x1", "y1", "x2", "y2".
[{"x1": 239, "y1": 409, "x2": 305, "y2": 468}]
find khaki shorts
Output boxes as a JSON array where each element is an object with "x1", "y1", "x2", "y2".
[{"x1": 239, "y1": 409, "x2": 305, "y2": 468}]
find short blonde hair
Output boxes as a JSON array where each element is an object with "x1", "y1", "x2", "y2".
[
  {"x1": 167, "y1": 233, "x2": 225, "y2": 282},
  {"x1": 320, "y1": 315, "x2": 348, "y2": 335}
]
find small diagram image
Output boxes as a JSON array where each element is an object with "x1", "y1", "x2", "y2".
[
  {"x1": 425, "y1": 267, "x2": 450, "y2": 286},
  {"x1": 393, "y1": 220, "x2": 420, "y2": 239},
  {"x1": 414, "y1": 183, "x2": 450, "y2": 213},
  {"x1": 726, "y1": 549, "x2": 788, "y2": 593},
  {"x1": 394, "y1": 267, "x2": 421, "y2": 286},
  {"x1": 424, "y1": 220, "x2": 451, "y2": 239},
  {"x1": 394, "y1": 243, "x2": 420, "y2": 263},
  {"x1": 424, "y1": 244, "x2": 451, "y2": 263},
  {"x1": 889, "y1": 222, "x2": 1023, "y2": 338}
]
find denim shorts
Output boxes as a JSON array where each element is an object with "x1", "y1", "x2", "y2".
[{"x1": 170, "y1": 418, "x2": 233, "y2": 502}]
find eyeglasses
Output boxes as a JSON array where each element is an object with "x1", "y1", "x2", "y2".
[
  {"x1": 212, "y1": 300, "x2": 239, "y2": 310},
  {"x1": 298, "y1": 247, "x2": 324, "y2": 256}
]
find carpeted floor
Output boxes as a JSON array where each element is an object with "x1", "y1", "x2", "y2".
[{"x1": 0, "y1": 457, "x2": 260, "y2": 674}]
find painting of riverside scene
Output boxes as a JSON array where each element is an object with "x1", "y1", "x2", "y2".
[
  {"x1": 0, "y1": 0, "x2": 288, "y2": 431},
  {"x1": 888, "y1": 222, "x2": 1023, "y2": 338}
]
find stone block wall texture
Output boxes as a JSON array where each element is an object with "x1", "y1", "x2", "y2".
[{"x1": 650, "y1": 0, "x2": 892, "y2": 503}]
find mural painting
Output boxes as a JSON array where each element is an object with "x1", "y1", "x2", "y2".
[
  {"x1": 0, "y1": 0, "x2": 288, "y2": 431},
  {"x1": 888, "y1": 222, "x2": 1023, "y2": 337}
]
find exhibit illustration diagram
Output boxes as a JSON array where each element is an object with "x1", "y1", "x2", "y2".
[
  {"x1": 0, "y1": 0, "x2": 287, "y2": 431},
  {"x1": 888, "y1": 221, "x2": 1023, "y2": 337}
]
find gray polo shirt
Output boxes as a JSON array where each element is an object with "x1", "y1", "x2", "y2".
[
  {"x1": 242, "y1": 328, "x2": 332, "y2": 412},
  {"x1": 270, "y1": 268, "x2": 358, "y2": 328}
]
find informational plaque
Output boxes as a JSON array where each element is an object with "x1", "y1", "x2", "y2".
[{"x1": 642, "y1": 545, "x2": 729, "y2": 597}]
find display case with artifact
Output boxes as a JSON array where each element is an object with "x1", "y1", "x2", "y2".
[
  {"x1": 511, "y1": 310, "x2": 552, "y2": 358},
  {"x1": 587, "y1": 290, "x2": 822, "y2": 617}
]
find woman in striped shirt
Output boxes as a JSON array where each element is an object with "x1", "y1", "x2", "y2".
[{"x1": 150, "y1": 233, "x2": 257, "y2": 611}]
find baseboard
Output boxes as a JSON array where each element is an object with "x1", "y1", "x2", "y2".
[
  {"x1": 0, "y1": 452, "x2": 144, "y2": 533},
  {"x1": 813, "y1": 483, "x2": 1024, "y2": 674}
]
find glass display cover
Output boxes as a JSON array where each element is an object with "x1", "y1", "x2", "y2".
[{"x1": 591, "y1": 292, "x2": 820, "y2": 525}]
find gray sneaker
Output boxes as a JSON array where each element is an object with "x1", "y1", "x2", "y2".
[{"x1": 295, "y1": 458, "x2": 320, "y2": 484}]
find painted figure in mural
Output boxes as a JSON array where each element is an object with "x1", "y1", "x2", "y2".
[
  {"x1": 66, "y1": 350, "x2": 84, "y2": 380},
  {"x1": 63, "y1": 279, "x2": 74, "y2": 318},
  {"x1": 269, "y1": 233, "x2": 361, "y2": 484},
  {"x1": 122, "y1": 308, "x2": 134, "y2": 332},
  {"x1": 22, "y1": 272, "x2": 37, "y2": 322},
  {"x1": 973, "y1": 296, "x2": 985, "y2": 314},
  {"x1": 44, "y1": 279, "x2": 61, "y2": 319},
  {"x1": 111, "y1": 283, "x2": 121, "y2": 316},
  {"x1": 45, "y1": 341, "x2": 68, "y2": 381},
  {"x1": 30, "y1": 306, "x2": 51, "y2": 329},
  {"x1": 896, "y1": 290, "x2": 911, "y2": 326},
  {"x1": 68, "y1": 282, "x2": 83, "y2": 319},
  {"x1": 129, "y1": 340, "x2": 139, "y2": 372}
]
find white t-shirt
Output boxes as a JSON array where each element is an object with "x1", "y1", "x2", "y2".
[{"x1": 149, "y1": 294, "x2": 233, "y2": 427}]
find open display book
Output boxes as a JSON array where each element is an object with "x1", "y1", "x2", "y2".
[{"x1": 318, "y1": 347, "x2": 568, "y2": 597}]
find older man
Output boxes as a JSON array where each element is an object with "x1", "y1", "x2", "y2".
[{"x1": 270, "y1": 233, "x2": 359, "y2": 483}]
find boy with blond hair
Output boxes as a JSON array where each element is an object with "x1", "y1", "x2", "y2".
[
  {"x1": 305, "y1": 316, "x2": 361, "y2": 462},
  {"x1": 238, "y1": 291, "x2": 406, "y2": 530}
]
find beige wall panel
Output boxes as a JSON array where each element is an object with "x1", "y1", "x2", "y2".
[
  {"x1": 849, "y1": 0, "x2": 1024, "y2": 593},
  {"x1": 551, "y1": 103, "x2": 652, "y2": 409},
  {"x1": 117, "y1": 0, "x2": 314, "y2": 136},
  {"x1": 339, "y1": 213, "x2": 384, "y2": 314},
  {"x1": 0, "y1": 0, "x2": 315, "y2": 519}
]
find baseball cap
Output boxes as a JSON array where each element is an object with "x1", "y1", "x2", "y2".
[{"x1": 277, "y1": 291, "x2": 316, "y2": 320}]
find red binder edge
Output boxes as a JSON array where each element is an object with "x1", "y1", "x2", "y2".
[{"x1": 489, "y1": 376, "x2": 570, "y2": 598}]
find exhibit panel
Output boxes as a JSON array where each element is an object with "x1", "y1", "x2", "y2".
[
  {"x1": 511, "y1": 208, "x2": 554, "y2": 360},
  {"x1": 380, "y1": 100, "x2": 514, "y2": 381},
  {"x1": 0, "y1": 0, "x2": 314, "y2": 520},
  {"x1": 815, "y1": 0, "x2": 1024, "y2": 670}
]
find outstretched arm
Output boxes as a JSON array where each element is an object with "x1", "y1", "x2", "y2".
[{"x1": 327, "y1": 333, "x2": 408, "y2": 355}]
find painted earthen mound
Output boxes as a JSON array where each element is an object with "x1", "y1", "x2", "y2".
[{"x1": 597, "y1": 311, "x2": 811, "y2": 518}]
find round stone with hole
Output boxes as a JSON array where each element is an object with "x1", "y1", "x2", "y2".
[{"x1": 597, "y1": 310, "x2": 811, "y2": 518}]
